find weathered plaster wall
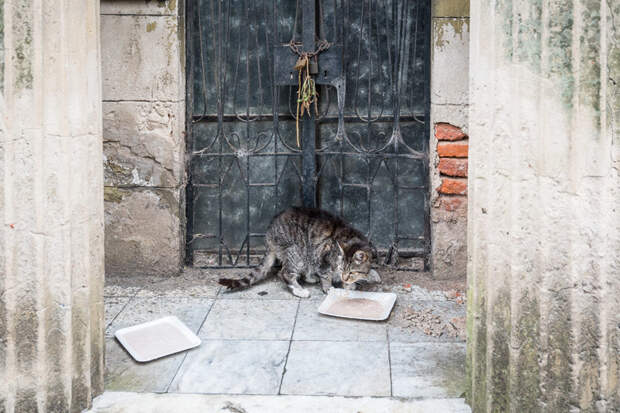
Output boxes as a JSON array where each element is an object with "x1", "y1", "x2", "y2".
[
  {"x1": 467, "y1": 0, "x2": 620, "y2": 411},
  {"x1": 101, "y1": 0, "x2": 185, "y2": 277},
  {"x1": 0, "y1": 1, "x2": 104, "y2": 411},
  {"x1": 430, "y1": 0, "x2": 469, "y2": 279},
  {"x1": 99, "y1": 0, "x2": 468, "y2": 279}
]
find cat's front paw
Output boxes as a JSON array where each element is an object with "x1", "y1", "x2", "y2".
[
  {"x1": 320, "y1": 278, "x2": 332, "y2": 294},
  {"x1": 290, "y1": 286, "x2": 311, "y2": 298},
  {"x1": 304, "y1": 274, "x2": 319, "y2": 284}
]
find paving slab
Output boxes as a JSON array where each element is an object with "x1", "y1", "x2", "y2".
[
  {"x1": 104, "y1": 296, "x2": 131, "y2": 328},
  {"x1": 390, "y1": 342, "x2": 467, "y2": 398},
  {"x1": 104, "y1": 284, "x2": 141, "y2": 298},
  {"x1": 199, "y1": 299, "x2": 298, "y2": 340},
  {"x1": 135, "y1": 279, "x2": 220, "y2": 298},
  {"x1": 280, "y1": 340, "x2": 391, "y2": 396},
  {"x1": 218, "y1": 277, "x2": 299, "y2": 300},
  {"x1": 304, "y1": 283, "x2": 331, "y2": 300},
  {"x1": 169, "y1": 340, "x2": 289, "y2": 395},
  {"x1": 292, "y1": 299, "x2": 387, "y2": 342},
  {"x1": 106, "y1": 296, "x2": 214, "y2": 337},
  {"x1": 104, "y1": 339, "x2": 186, "y2": 393},
  {"x1": 101, "y1": 269, "x2": 468, "y2": 404},
  {"x1": 88, "y1": 392, "x2": 472, "y2": 413},
  {"x1": 396, "y1": 285, "x2": 451, "y2": 301}
]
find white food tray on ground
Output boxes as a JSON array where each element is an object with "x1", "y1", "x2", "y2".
[
  {"x1": 318, "y1": 288, "x2": 397, "y2": 321},
  {"x1": 114, "y1": 316, "x2": 201, "y2": 363}
]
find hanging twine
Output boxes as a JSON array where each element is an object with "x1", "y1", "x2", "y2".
[{"x1": 288, "y1": 40, "x2": 331, "y2": 147}]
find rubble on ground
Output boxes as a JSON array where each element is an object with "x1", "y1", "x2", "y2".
[
  {"x1": 398, "y1": 307, "x2": 466, "y2": 339},
  {"x1": 444, "y1": 289, "x2": 466, "y2": 305}
]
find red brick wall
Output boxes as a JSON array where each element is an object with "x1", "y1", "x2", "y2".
[{"x1": 435, "y1": 123, "x2": 468, "y2": 209}]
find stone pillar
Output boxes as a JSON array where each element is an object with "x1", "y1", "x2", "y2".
[
  {"x1": 100, "y1": 0, "x2": 185, "y2": 277},
  {"x1": 467, "y1": 0, "x2": 619, "y2": 411},
  {"x1": 0, "y1": 1, "x2": 104, "y2": 412}
]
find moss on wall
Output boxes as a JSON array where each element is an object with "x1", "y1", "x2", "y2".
[
  {"x1": 433, "y1": 18, "x2": 468, "y2": 49},
  {"x1": 511, "y1": 291, "x2": 541, "y2": 411},
  {"x1": 12, "y1": 0, "x2": 33, "y2": 89},
  {"x1": 104, "y1": 187, "x2": 127, "y2": 203},
  {"x1": 467, "y1": 274, "x2": 488, "y2": 411},
  {"x1": 545, "y1": 1, "x2": 575, "y2": 106},
  {"x1": 432, "y1": 0, "x2": 469, "y2": 18},
  {"x1": 578, "y1": 0, "x2": 601, "y2": 123},
  {"x1": 168, "y1": 0, "x2": 177, "y2": 13},
  {"x1": 156, "y1": 187, "x2": 180, "y2": 219},
  {"x1": 515, "y1": 0, "x2": 542, "y2": 71},
  {"x1": 1, "y1": 0, "x2": 5, "y2": 93},
  {"x1": 608, "y1": 0, "x2": 620, "y2": 143},
  {"x1": 497, "y1": 0, "x2": 514, "y2": 60},
  {"x1": 488, "y1": 291, "x2": 511, "y2": 411}
]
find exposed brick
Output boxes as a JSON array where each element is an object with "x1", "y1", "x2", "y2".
[
  {"x1": 435, "y1": 123, "x2": 467, "y2": 141},
  {"x1": 440, "y1": 196, "x2": 466, "y2": 212},
  {"x1": 438, "y1": 178, "x2": 467, "y2": 195},
  {"x1": 439, "y1": 158, "x2": 468, "y2": 177},
  {"x1": 437, "y1": 142, "x2": 469, "y2": 158}
]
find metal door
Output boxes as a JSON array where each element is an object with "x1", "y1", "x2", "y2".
[{"x1": 186, "y1": 0, "x2": 430, "y2": 269}]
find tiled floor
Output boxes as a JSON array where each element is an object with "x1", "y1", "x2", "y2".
[{"x1": 104, "y1": 270, "x2": 467, "y2": 399}]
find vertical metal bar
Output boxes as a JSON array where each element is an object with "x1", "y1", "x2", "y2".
[
  {"x1": 365, "y1": 0, "x2": 372, "y2": 236},
  {"x1": 339, "y1": 0, "x2": 345, "y2": 218},
  {"x1": 245, "y1": 0, "x2": 251, "y2": 266},
  {"x1": 217, "y1": 0, "x2": 224, "y2": 266},
  {"x1": 422, "y1": 0, "x2": 431, "y2": 269},
  {"x1": 301, "y1": 0, "x2": 317, "y2": 208},
  {"x1": 273, "y1": 0, "x2": 280, "y2": 214},
  {"x1": 393, "y1": 0, "x2": 406, "y2": 266},
  {"x1": 184, "y1": 0, "x2": 196, "y2": 266}
]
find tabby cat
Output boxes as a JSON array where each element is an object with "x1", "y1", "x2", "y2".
[{"x1": 218, "y1": 207, "x2": 381, "y2": 298}]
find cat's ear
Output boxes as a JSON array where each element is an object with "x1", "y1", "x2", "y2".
[
  {"x1": 368, "y1": 269, "x2": 381, "y2": 283},
  {"x1": 369, "y1": 242, "x2": 379, "y2": 263},
  {"x1": 336, "y1": 241, "x2": 345, "y2": 256},
  {"x1": 354, "y1": 250, "x2": 368, "y2": 263}
]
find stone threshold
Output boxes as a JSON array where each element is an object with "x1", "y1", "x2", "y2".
[{"x1": 87, "y1": 392, "x2": 471, "y2": 413}]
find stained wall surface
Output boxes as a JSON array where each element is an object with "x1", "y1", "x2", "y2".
[
  {"x1": 430, "y1": 0, "x2": 470, "y2": 280},
  {"x1": 101, "y1": 0, "x2": 186, "y2": 277},
  {"x1": 0, "y1": 1, "x2": 105, "y2": 411},
  {"x1": 467, "y1": 0, "x2": 620, "y2": 411}
]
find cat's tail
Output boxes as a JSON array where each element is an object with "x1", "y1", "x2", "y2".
[{"x1": 218, "y1": 251, "x2": 277, "y2": 290}]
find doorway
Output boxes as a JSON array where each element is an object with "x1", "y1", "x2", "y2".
[
  {"x1": 185, "y1": 0, "x2": 431, "y2": 270},
  {"x1": 103, "y1": 0, "x2": 467, "y2": 405}
]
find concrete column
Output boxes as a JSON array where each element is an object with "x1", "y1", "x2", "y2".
[
  {"x1": 0, "y1": 1, "x2": 104, "y2": 412},
  {"x1": 467, "y1": 0, "x2": 619, "y2": 411}
]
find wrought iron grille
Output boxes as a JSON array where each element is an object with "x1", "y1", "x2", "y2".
[{"x1": 186, "y1": 0, "x2": 431, "y2": 269}]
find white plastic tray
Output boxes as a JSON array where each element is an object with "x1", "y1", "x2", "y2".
[
  {"x1": 114, "y1": 316, "x2": 201, "y2": 363},
  {"x1": 318, "y1": 288, "x2": 397, "y2": 321}
]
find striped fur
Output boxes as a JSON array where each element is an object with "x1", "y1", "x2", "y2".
[{"x1": 218, "y1": 207, "x2": 381, "y2": 298}]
